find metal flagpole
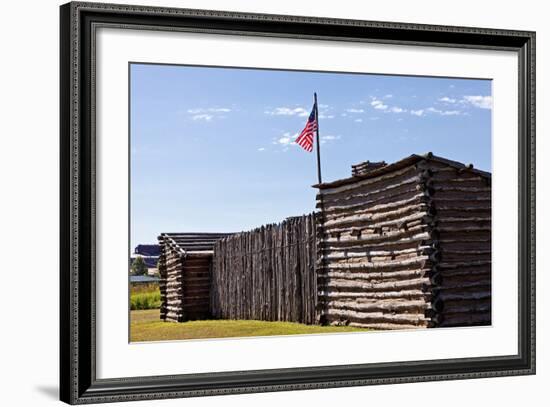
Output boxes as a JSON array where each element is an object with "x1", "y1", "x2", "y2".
[
  {"x1": 314, "y1": 92, "x2": 322, "y2": 185},
  {"x1": 313, "y1": 92, "x2": 327, "y2": 325}
]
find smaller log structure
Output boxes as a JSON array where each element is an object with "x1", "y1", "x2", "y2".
[
  {"x1": 211, "y1": 214, "x2": 318, "y2": 324},
  {"x1": 351, "y1": 160, "x2": 387, "y2": 177},
  {"x1": 158, "y1": 233, "x2": 231, "y2": 322},
  {"x1": 315, "y1": 153, "x2": 491, "y2": 329}
]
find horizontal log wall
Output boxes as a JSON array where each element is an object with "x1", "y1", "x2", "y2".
[
  {"x1": 158, "y1": 236, "x2": 184, "y2": 322},
  {"x1": 179, "y1": 253, "x2": 212, "y2": 320},
  {"x1": 317, "y1": 163, "x2": 436, "y2": 329},
  {"x1": 421, "y1": 160, "x2": 492, "y2": 327},
  {"x1": 211, "y1": 215, "x2": 318, "y2": 324},
  {"x1": 317, "y1": 157, "x2": 492, "y2": 330}
]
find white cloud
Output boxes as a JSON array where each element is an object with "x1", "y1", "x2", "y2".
[
  {"x1": 187, "y1": 107, "x2": 231, "y2": 114},
  {"x1": 265, "y1": 107, "x2": 309, "y2": 117},
  {"x1": 371, "y1": 99, "x2": 388, "y2": 110},
  {"x1": 278, "y1": 136, "x2": 293, "y2": 145},
  {"x1": 186, "y1": 107, "x2": 231, "y2": 121},
  {"x1": 426, "y1": 107, "x2": 462, "y2": 116},
  {"x1": 354, "y1": 118, "x2": 363, "y2": 123},
  {"x1": 317, "y1": 105, "x2": 334, "y2": 119},
  {"x1": 384, "y1": 94, "x2": 393, "y2": 98},
  {"x1": 274, "y1": 132, "x2": 299, "y2": 149},
  {"x1": 440, "y1": 110, "x2": 461, "y2": 116},
  {"x1": 346, "y1": 108, "x2": 364, "y2": 113},
  {"x1": 409, "y1": 107, "x2": 462, "y2": 117},
  {"x1": 257, "y1": 147, "x2": 266, "y2": 152},
  {"x1": 191, "y1": 114, "x2": 214, "y2": 121},
  {"x1": 407, "y1": 94, "x2": 488, "y2": 118},
  {"x1": 463, "y1": 95, "x2": 492, "y2": 109},
  {"x1": 270, "y1": 133, "x2": 340, "y2": 146},
  {"x1": 371, "y1": 97, "x2": 406, "y2": 113},
  {"x1": 438, "y1": 97, "x2": 456, "y2": 103}
]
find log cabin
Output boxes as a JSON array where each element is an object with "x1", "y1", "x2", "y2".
[{"x1": 315, "y1": 152, "x2": 491, "y2": 329}]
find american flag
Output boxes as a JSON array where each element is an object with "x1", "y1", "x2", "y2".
[{"x1": 295, "y1": 103, "x2": 318, "y2": 153}]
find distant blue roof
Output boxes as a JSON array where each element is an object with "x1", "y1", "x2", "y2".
[
  {"x1": 130, "y1": 275, "x2": 160, "y2": 283},
  {"x1": 134, "y1": 244, "x2": 161, "y2": 256},
  {"x1": 143, "y1": 257, "x2": 158, "y2": 268}
]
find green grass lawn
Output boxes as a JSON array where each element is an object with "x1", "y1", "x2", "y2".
[{"x1": 130, "y1": 309, "x2": 367, "y2": 342}]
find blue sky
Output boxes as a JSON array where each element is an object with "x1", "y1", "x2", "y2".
[{"x1": 130, "y1": 63, "x2": 492, "y2": 247}]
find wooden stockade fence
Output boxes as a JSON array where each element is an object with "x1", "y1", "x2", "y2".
[
  {"x1": 315, "y1": 153, "x2": 491, "y2": 329},
  {"x1": 158, "y1": 153, "x2": 491, "y2": 330},
  {"x1": 211, "y1": 214, "x2": 318, "y2": 324}
]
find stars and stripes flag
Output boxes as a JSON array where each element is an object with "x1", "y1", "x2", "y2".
[{"x1": 295, "y1": 103, "x2": 318, "y2": 153}]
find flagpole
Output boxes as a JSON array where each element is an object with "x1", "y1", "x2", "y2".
[
  {"x1": 314, "y1": 92, "x2": 322, "y2": 185},
  {"x1": 313, "y1": 92, "x2": 326, "y2": 325}
]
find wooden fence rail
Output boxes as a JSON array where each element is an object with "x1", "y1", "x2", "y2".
[{"x1": 211, "y1": 214, "x2": 318, "y2": 324}]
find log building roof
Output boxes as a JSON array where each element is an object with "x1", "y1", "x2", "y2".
[
  {"x1": 314, "y1": 152, "x2": 491, "y2": 190},
  {"x1": 158, "y1": 233, "x2": 232, "y2": 255}
]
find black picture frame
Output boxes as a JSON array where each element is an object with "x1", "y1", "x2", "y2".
[{"x1": 60, "y1": 2, "x2": 536, "y2": 404}]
